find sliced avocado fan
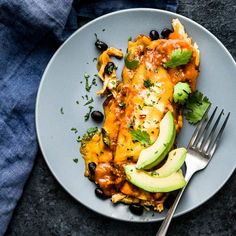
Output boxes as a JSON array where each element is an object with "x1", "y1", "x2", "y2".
[
  {"x1": 136, "y1": 111, "x2": 176, "y2": 170},
  {"x1": 124, "y1": 147, "x2": 187, "y2": 193},
  {"x1": 125, "y1": 166, "x2": 186, "y2": 193}
]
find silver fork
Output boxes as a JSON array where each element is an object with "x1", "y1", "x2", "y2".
[{"x1": 156, "y1": 107, "x2": 230, "y2": 236}]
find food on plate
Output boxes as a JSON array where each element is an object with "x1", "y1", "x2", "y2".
[{"x1": 80, "y1": 19, "x2": 201, "y2": 213}]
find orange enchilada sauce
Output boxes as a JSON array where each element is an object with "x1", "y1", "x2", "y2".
[{"x1": 80, "y1": 34, "x2": 199, "y2": 203}]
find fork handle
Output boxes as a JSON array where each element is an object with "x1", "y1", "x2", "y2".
[{"x1": 156, "y1": 171, "x2": 194, "y2": 236}]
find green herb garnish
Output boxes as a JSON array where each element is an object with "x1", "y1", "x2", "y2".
[
  {"x1": 124, "y1": 53, "x2": 139, "y2": 70},
  {"x1": 84, "y1": 106, "x2": 94, "y2": 121},
  {"x1": 128, "y1": 36, "x2": 132, "y2": 41},
  {"x1": 73, "y1": 158, "x2": 78, "y2": 163},
  {"x1": 76, "y1": 136, "x2": 82, "y2": 142},
  {"x1": 81, "y1": 127, "x2": 98, "y2": 142},
  {"x1": 130, "y1": 129, "x2": 151, "y2": 146},
  {"x1": 60, "y1": 107, "x2": 64, "y2": 114},
  {"x1": 184, "y1": 91, "x2": 211, "y2": 124},
  {"x1": 84, "y1": 97, "x2": 94, "y2": 106},
  {"x1": 144, "y1": 79, "x2": 154, "y2": 88},
  {"x1": 84, "y1": 73, "x2": 92, "y2": 92},
  {"x1": 92, "y1": 78, "x2": 97, "y2": 86},
  {"x1": 71, "y1": 127, "x2": 78, "y2": 134},
  {"x1": 164, "y1": 48, "x2": 192, "y2": 68},
  {"x1": 84, "y1": 73, "x2": 90, "y2": 79}
]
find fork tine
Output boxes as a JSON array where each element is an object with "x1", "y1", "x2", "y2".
[
  {"x1": 187, "y1": 104, "x2": 211, "y2": 148},
  {"x1": 196, "y1": 106, "x2": 218, "y2": 149},
  {"x1": 202, "y1": 109, "x2": 224, "y2": 153},
  {"x1": 207, "y1": 112, "x2": 230, "y2": 157}
]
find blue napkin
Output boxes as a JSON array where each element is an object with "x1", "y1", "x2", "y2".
[{"x1": 0, "y1": 0, "x2": 178, "y2": 234}]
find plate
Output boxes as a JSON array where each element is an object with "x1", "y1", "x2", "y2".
[{"x1": 36, "y1": 9, "x2": 236, "y2": 222}]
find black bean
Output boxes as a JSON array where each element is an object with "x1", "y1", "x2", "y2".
[
  {"x1": 88, "y1": 162, "x2": 97, "y2": 175},
  {"x1": 161, "y1": 28, "x2": 173, "y2": 39},
  {"x1": 149, "y1": 30, "x2": 159, "y2": 40},
  {"x1": 95, "y1": 187, "x2": 108, "y2": 200},
  {"x1": 91, "y1": 110, "x2": 104, "y2": 122},
  {"x1": 95, "y1": 40, "x2": 108, "y2": 51},
  {"x1": 104, "y1": 62, "x2": 115, "y2": 75},
  {"x1": 129, "y1": 204, "x2": 144, "y2": 215}
]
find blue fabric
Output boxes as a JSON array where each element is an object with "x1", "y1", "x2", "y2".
[{"x1": 0, "y1": 0, "x2": 178, "y2": 234}]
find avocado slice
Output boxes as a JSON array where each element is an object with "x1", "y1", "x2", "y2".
[
  {"x1": 125, "y1": 165, "x2": 186, "y2": 193},
  {"x1": 136, "y1": 111, "x2": 176, "y2": 170},
  {"x1": 152, "y1": 147, "x2": 187, "y2": 177}
]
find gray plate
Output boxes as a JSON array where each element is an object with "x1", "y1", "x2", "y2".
[{"x1": 36, "y1": 9, "x2": 236, "y2": 222}]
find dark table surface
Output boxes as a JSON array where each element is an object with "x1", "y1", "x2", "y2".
[{"x1": 6, "y1": 0, "x2": 236, "y2": 235}]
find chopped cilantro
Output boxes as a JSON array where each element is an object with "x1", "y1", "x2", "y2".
[
  {"x1": 164, "y1": 48, "x2": 192, "y2": 68},
  {"x1": 144, "y1": 79, "x2": 154, "y2": 88},
  {"x1": 128, "y1": 36, "x2": 132, "y2": 41},
  {"x1": 184, "y1": 91, "x2": 211, "y2": 124},
  {"x1": 92, "y1": 78, "x2": 97, "y2": 86},
  {"x1": 84, "y1": 106, "x2": 94, "y2": 121},
  {"x1": 84, "y1": 73, "x2": 90, "y2": 79},
  {"x1": 73, "y1": 158, "x2": 78, "y2": 163},
  {"x1": 76, "y1": 136, "x2": 82, "y2": 142},
  {"x1": 84, "y1": 73, "x2": 92, "y2": 92},
  {"x1": 76, "y1": 101, "x2": 79, "y2": 104},
  {"x1": 85, "y1": 80, "x2": 92, "y2": 92},
  {"x1": 124, "y1": 53, "x2": 139, "y2": 70},
  {"x1": 81, "y1": 127, "x2": 98, "y2": 142},
  {"x1": 93, "y1": 57, "x2": 97, "y2": 62},
  {"x1": 71, "y1": 127, "x2": 78, "y2": 133},
  {"x1": 130, "y1": 129, "x2": 151, "y2": 146},
  {"x1": 60, "y1": 107, "x2": 64, "y2": 114},
  {"x1": 84, "y1": 97, "x2": 94, "y2": 106}
]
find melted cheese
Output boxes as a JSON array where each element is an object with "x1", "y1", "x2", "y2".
[{"x1": 80, "y1": 19, "x2": 200, "y2": 210}]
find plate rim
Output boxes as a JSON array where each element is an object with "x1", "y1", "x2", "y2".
[{"x1": 35, "y1": 8, "x2": 236, "y2": 223}]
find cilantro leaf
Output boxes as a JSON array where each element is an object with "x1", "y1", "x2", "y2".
[
  {"x1": 130, "y1": 129, "x2": 151, "y2": 146},
  {"x1": 81, "y1": 127, "x2": 98, "y2": 142},
  {"x1": 144, "y1": 79, "x2": 154, "y2": 88},
  {"x1": 164, "y1": 48, "x2": 192, "y2": 68},
  {"x1": 184, "y1": 91, "x2": 211, "y2": 124},
  {"x1": 124, "y1": 53, "x2": 139, "y2": 70}
]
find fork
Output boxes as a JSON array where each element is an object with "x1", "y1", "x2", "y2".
[{"x1": 156, "y1": 107, "x2": 230, "y2": 236}]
